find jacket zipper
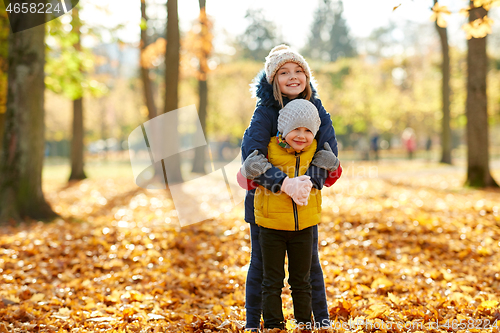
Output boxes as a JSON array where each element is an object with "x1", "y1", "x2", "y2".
[{"x1": 293, "y1": 152, "x2": 300, "y2": 231}]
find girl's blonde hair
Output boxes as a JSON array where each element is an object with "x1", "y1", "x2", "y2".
[{"x1": 273, "y1": 76, "x2": 313, "y2": 108}]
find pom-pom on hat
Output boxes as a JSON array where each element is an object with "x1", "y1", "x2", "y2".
[
  {"x1": 265, "y1": 44, "x2": 312, "y2": 84},
  {"x1": 278, "y1": 99, "x2": 321, "y2": 139}
]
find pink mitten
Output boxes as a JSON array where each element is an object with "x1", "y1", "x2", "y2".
[{"x1": 281, "y1": 175, "x2": 313, "y2": 206}]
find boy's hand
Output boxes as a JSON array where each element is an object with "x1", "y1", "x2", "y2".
[
  {"x1": 241, "y1": 150, "x2": 272, "y2": 180},
  {"x1": 311, "y1": 142, "x2": 340, "y2": 171},
  {"x1": 282, "y1": 175, "x2": 313, "y2": 206}
]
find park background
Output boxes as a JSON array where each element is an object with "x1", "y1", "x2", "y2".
[{"x1": 1, "y1": 0, "x2": 500, "y2": 332}]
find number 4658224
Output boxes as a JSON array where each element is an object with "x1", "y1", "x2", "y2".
[{"x1": 6, "y1": 2, "x2": 62, "y2": 14}]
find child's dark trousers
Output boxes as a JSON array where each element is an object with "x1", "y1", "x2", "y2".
[
  {"x1": 258, "y1": 226, "x2": 313, "y2": 329},
  {"x1": 245, "y1": 224, "x2": 329, "y2": 329}
]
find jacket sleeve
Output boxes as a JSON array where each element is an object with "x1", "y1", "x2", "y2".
[
  {"x1": 305, "y1": 98, "x2": 339, "y2": 190},
  {"x1": 237, "y1": 169, "x2": 259, "y2": 190},
  {"x1": 241, "y1": 106, "x2": 287, "y2": 193},
  {"x1": 324, "y1": 164, "x2": 342, "y2": 187}
]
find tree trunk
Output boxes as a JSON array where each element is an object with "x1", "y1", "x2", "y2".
[
  {"x1": 434, "y1": 0, "x2": 452, "y2": 165},
  {"x1": 0, "y1": 113, "x2": 4, "y2": 152},
  {"x1": 163, "y1": 0, "x2": 183, "y2": 184},
  {"x1": 465, "y1": 3, "x2": 498, "y2": 188},
  {"x1": 192, "y1": 0, "x2": 208, "y2": 174},
  {"x1": 100, "y1": 99, "x2": 108, "y2": 160},
  {"x1": 0, "y1": 22, "x2": 57, "y2": 224},
  {"x1": 140, "y1": 0, "x2": 157, "y2": 120},
  {"x1": 69, "y1": 98, "x2": 87, "y2": 180},
  {"x1": 0, "y1": 10, "x2": 9, "y2": 153},
  {"x1": 69, "y1": 7, "x2": 87, "y2": 181},
  {"x1": 192, "y1": 80, "x2": 208, "y2": 173}
]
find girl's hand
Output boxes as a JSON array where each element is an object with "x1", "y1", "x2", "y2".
[
  {"x1": 311, "y1": 142, "x2": 340, "y2": 171},
  {"x1": 241, "y1": 150, "x2": 272, "y2": 180}
]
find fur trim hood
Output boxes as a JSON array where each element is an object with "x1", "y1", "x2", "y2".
[{"x1": 250, "y1": 70, "x2": 320, "y2": 108}]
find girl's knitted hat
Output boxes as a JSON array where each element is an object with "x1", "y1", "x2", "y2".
[
  {"x1": 265, "y1": 44, "x2": 312, "y2": 84},
  {"x1": 278, "y1": 99, "x2": 321, "y2": 139}
]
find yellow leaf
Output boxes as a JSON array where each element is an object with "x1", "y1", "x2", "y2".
[
  {"x1": 29, "y1": 293, "x2": 45, "y2": 302},
  {"x1": 440, "y1": 269, "x2": 453, "y2": 281},
  {"x1": 148, "y1": 313, "x2": 165, "y2": 321},
  {"x1": 87, "y1": 317, "x2": 116, "y2": 322},
  {"x1": 286, "y1": 319, "x2": 297, "y2": 330},
  {"x1": 183, "y1": 314, "x2": 194, "y2": 324},
  {"x1": 432, "y1": 3, "x2": 451, "y2": 15},
  {"x1": 58, "y1": 307, "x2": 71, "y2": 316},
  {"x1": 437, "y1": 16, "x2": 448, "y2": 28},
  {"x1": 371, "y1": 277, "x2": 394, "y2": 289},
  {"x1": 473, "y1": 0, "x2": 483, "y2": 7},
  {"x1": 460, "y1": 7, "x2": 470, "y2": 16},
  {"x1": 480, "y1": 300, "x2": 499, "y2": 309},
  {"x1": 473, "y1": 0, "x2": 493, "y2": 10},
  {"x1": 459, "y1": 285, "x2": 475, "y2": 294},
  {"x1": 123, "y1": 308, "x2": 136, "y2": 318},
  {"x1": 450, "y1": 292, "x2": 472, "y2": 303},
  {"x1": 122, "y1": 290, "x2": 144, "y2": 302},
  {"x1": 106, "y1": 290, "x2": 121, "y2": 304},
  {"x1": 4, "y1": 296, "x2": 20, "y2": 304},
  {"x1": 104, "y1": 259, "x2": 124, "y2": 269},
  {"x1": 367, "y1": 303, "x2": 389, "y2": 319},
  {"x1": 478, "y1": 245, "x2": 492, "y2": 256},
  {"x1": 458, "y1": 248, "x2": 470, "y2": 259},
  {"x1": 462, "y1": 16, "x2": 494, "y2": 39},
  {"x1": 357, "y1": 284, "x2": 371, "y2": 293},
  {"x1": 388, "y1": 292, "x2": 399, "y2": 305},
  {"x1": 431, "y1": 3, "x2": 451, "y2": 27},
  {"x1": 212, "y1": 304, "x2": 223, "y2": 313}
]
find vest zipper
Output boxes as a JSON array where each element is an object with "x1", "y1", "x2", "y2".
[{"x1": 293, "y1": 152, "x2": 300, "y2": 231}]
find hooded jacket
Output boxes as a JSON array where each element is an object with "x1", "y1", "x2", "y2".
[
  {"x1": 241, "y1": 71, "x2": 341, "y2": 224},
  {"x1": 255, "y1": 137, "x2": 321, "y2": 231}
]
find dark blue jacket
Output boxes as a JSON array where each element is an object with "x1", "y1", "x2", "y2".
[{"x1": 241, "y1": 71, "x2": 339, "y2": 224}]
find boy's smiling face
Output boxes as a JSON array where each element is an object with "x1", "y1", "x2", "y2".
[{"x1": 284, "y1": 127, "x2": 314, "y2": 152}]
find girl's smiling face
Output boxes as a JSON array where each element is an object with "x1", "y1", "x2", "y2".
[
  {"x1": 284, "y1": 127, "x2": 314, "y2": 152},
  {"x1": 276, "y1": 62, "x2": 307, "y2": 100}
]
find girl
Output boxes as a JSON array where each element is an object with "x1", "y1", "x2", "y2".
[
  {"x1": 240, "y1": 45, "x2": 342, "y2": 331},
  {"x1": 239, "y1": 99, "x2": 340, "y2": 330}
]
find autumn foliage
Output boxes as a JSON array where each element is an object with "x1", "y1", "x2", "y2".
[
  {"x1": 430, "y1": 0, "x2": 499, "y2": 38},
  {"x1": 1, "y1": 160, "x2": 500, "y2": 332}
]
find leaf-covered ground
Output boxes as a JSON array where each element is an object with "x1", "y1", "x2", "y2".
[{"x1": 1, "y1": 160, "x2": 500, "y2": 332}]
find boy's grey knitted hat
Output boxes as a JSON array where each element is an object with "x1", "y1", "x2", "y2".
[
  {"x1": 265, "y1": 44, "x2": 312, "y2": 84},
  {"x1": 278, "y1": 99, "x2": 321, "y2": 139}
]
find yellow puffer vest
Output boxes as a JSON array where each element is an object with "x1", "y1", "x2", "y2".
[{"x1": 254, "y1": 138, "x2": 321, "y2": 231}]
